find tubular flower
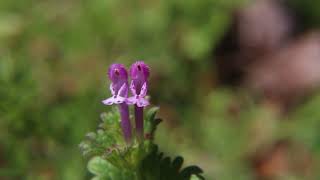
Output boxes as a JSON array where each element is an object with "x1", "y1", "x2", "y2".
[
  {"x1": 102, "y1": 64, "x2": 132, "y2": 143},
  {"x1": 102, "y1": 64, "x2": 128, "y2": 105},
  {"x1": 127, "y1": 61, "x2": 150, "y2": 106},
  {"x1": 128, "y1": 61, "x2": 150, "y2": 140}
]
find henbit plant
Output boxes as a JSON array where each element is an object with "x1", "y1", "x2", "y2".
[{"x1": 79, "y1": 61, "x2": 204, "y2": 180}]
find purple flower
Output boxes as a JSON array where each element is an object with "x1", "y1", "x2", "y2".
[
  {"x1": 102, "y1": 64, "x2": 129, "y2": 105},
  {"x1": 127, "y1": 61, "x2": 150, "y2": 107},
  {"x1": 102, "y1": 63, "x2": 132, "y2": 143},
  {"x1": 128, "y1": 61, "x2": 150, "y2": 140}
]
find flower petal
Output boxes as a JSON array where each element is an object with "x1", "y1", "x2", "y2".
[
  {"x1": 114, "y1": 96, "x2": 125, "y2": 104},
  {"x1": 110, "y1": 84, "x2": 116, "y2": 95},
  {"x1": 126, "y1": 96, "x2": 137, "y2": 105},
  {"x1": 130, "y1": 81, "x2": 137, "y2": 95},
  {"x1": 136, "y1": 97, "x2": 149, "y2": 107},
  {"x1": 140, "y1": 82, "x2": 147, "y2": 97},
  {"x1": 102, "y1": 97, "x2": 115, "y2": 105},
  {"x1": 117, "y1": 83, "x2": 127, "y2": 97}
]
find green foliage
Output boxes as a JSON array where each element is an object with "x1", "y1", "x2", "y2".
[
  {"x1": 0, "y1": 0, "x2": 243, "y2": 177},
  {"x1": 139, "y1": 145, "x2": 204, "y2": 180},
  {"x1": 87, "y1": 146, "x2": 204, "y2": 180},
  {"x1": 288, "y1": 0, "x2": 320, "y2": 27},
  {"x1": 80, "y1": 108, "x2": 204, "y2": 180},
  {"x1": 2, "y1": 0, "x2": 320, "y2": 179},
  {"x1": 87, "y1": 156, "x2": 135, "y2": 180},
  {"x1": 182, "y1": 89, "x2": 320, "y2": 179}
]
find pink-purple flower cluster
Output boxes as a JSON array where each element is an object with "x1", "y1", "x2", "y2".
[{"x1": 102, "y1": 61, "x2": 150, "y2": 143}]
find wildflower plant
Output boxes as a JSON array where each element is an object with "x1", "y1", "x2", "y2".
[{"x1": 79, "y1": 61, "x2": 204, "y2": 180}]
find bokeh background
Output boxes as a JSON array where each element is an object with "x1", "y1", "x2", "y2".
[{"x1": 1, "y1": 0, "x2": 320, "y2": 179}]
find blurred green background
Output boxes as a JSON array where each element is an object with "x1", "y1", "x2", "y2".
[{"x1": 1, "y1": 0, "x2": 320, "y2": 179}]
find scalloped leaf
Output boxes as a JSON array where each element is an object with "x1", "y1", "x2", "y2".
[
  {"x1": 179, "y1": 166, "x2": 203, "y2": 179},
  {"x1": 172, "y1": 156, "x2": 184, "y2": 171},
  {"x1": 88, "y1": 156, "x2": 110, "y2": 176},
  {"x1": 139, "y1": 145, "x2": 204, "y2": 180},
  {"x1": 80, "y1": 107, "x2": 205, "y2": 180}
]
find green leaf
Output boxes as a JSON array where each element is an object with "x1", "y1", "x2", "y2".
[
  {"x1": 87, "y1": 156, "x2": 110, "y2": 176},
  {"x1": 172, "y1": 156, "x2": 184, "y2": 171},
  {"x1": 144, "y1": 107, "x2": 162, "y2": 141},
  {"x1": 180, "y1": 166, "x2": 203, "y2": 179},
  {"x1": 146, "y1": 107, "x2": 159, "y2": 122}
]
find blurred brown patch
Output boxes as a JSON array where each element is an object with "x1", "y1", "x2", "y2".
[
  {"x1": 0, "y1": 147, "x2": 7, "y2": 168},
  {"x1": 29, "y1": 36, "x2": 62, "y2": 62},
  {"x1": 236, "y1": 0, "x2": 293, "y2": 54},
  {"x1": 215, "y1": 0, "x2": 294, "y2": 85},
  {"x1": 158, "y1": 104, "x2": 180, "y2": 128},
  {"x1": 245, "y1": 32, "x2": 320, "y2": 108},
  {"x1": 251, "y1": 140, "x2": 313, "y2": 179},
  {"x1": 215, "y1": 0, "x2": 320, "y2": 109}
]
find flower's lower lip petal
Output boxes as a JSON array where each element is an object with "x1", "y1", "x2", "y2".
[
  {"x1": 126, "y1": 97, "x2": 137, "y2": 105},
  {"x1": 102, "y1": 97, "x2": 115, "y2": 105},
  {"x1": 136, "y1": 98, "x2": 149, "y2": 107},
  {"x1": 113, "y1": 96, "x2": 126, "y2": 104}
]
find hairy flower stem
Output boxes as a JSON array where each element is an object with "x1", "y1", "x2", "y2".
[
  {"x1": 135, "y1": 105, "x2": 144, "y2": 141},
  {"x1": 119, "y1": 103, "x2": 132, "y2": 143}
]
